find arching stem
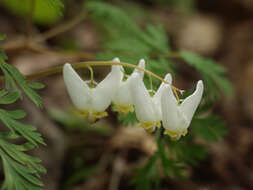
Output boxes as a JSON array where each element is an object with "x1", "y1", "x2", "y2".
[{"x1": 23, "y1": 61, "x2": 182, "y2": 93}]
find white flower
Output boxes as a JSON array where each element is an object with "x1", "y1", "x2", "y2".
[
  {"x1": 161, "y1": 80, "x2": 204, "y2": 140},
  {"x1": 112, "y1": 59, "x2": 145, "y2": 115},
  {"x1": 153, "y1": 73, "x2": 172, "y2": 121},
  {"x1": 63, "y1": 59, "x2": 122, "y2": 122},
  {"x1": 129, "y1": 71, "x2": 172, "y2": 132}
]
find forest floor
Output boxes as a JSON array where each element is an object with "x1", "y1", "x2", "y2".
[{"x1": 1, "y1": 0, "x2": 253, "y2": 189}]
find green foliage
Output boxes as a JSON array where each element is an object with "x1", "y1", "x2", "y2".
[
  {"x1": 180, "y1": 51, "x2": 233, "y2": 98},
  {"x1": 85, "y1": 0, "x2": 176, "y2": 126},
  {"x1": 0, "y1": 34, "x2": 7, "y2": 61},
  {"x1": 46, "y1": 0, "x2": 64, "y2": 12},
  {"x1": 131, "y1": 130, "x2": 186, "y2": 190},
  {"x1": 0, "y1": 44, "x2": 45, "y2": 189},
  {"x1": 132, "y1": 111, "x2": 226, "y2": 189},
  {"x1": 85, "y1": 1, "x2": 174, "y2": 77},
  {"x1": 0, "y1": 1, "x2": 231, "y2": 189},
  {"x1": 131, "y1": 153, "x2": 161, "y2": 190},
  {"x1": 1, "y1": 0, "x2": 63, "y2": 25},
  {"x1": 49, "y1": 109, "x2": 113, "y2": 136},
  {"x1": 0, "y1": 60, "x2": 42, "y2": 107},
  {"x1": 81, "y1": 2, "x2": 232, "y2": 189},
  {"x1": 117, "y1": 111, "x2": 137, "y2": 126},
  {"x1": 191, "y1": 115, "x2": 228, "y2": 142},
  {"x1": 167, "y1": 137, "x2": 208, "y2": 166}
]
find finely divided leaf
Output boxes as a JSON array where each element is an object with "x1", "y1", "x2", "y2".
[
  {"x1": 191, "y1": 115, "x2": 228, "y2": 142},
  {"x1": 0, "y1": 91, "x2": 20, "y2": 104},
  {"x1": 180, "y1": 51, "x2": 234, "y2": 98}
]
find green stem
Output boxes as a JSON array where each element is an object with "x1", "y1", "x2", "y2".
[
  {"x1": 87, "y1": 66, "x2": 94, "y2": 88},
  {"x1": 0, "y1": 61, "x2": 181, "y2": 92},
  {"x1": 34, "y1": 12, "x2": 87, "y2": 43},
  {"x1": 26, "y1": 0, "x2": 36, "y2": 40},
  {"x1": 149, "y1": 74, "x2": 154, "y2": 97}
]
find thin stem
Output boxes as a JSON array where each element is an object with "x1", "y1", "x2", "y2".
[
  {"x1": 27, "y1": 44, "x2": 94, "y2": 60},
  {"x1": 34, "y1": 12, "x2": 87, "y2": 43},
  {"x1": 149, "y1": 74, "x2": 154, "y2": 97},
  {"x1": 173, "y1": 88, "x2": 180, "y2": 103},
  {"x1": 21, "y1": 61, "x2": 182, "y2": 92},
  {"x1": 26, "y1": 0, "x2": 36, "y2": 40},
  {"x1": 3, "y1": 12, "x2": 88, "y2": 52},
  {"x1": 120, "y1": 68, "x2": 127, "y2": 81},
  {"x1": 87, "y1": 66, "x2": 94, "y2": 88},
  {"x1": 166, "y1": 52, "x2": 181, "y2": 58}
]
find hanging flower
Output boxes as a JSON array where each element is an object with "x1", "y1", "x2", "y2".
[
  {"x1": 129, "y1": 71, "x2": 172, "y2": 133},
  {"x1": 112, "y1": 59, "x2": 145, "y2": 115},
  {"x1": 161, "y1": 80, "x2": 204, "y2": 140},
  {"x1": 63, "y1": 59, "x2": 122, "y2": 122}
]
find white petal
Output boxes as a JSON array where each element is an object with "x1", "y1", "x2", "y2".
[
  {"x1": 113, "y1": 59, "x2": 145, "y2": 106},
  {"x1": 129, "y1": 73, "x2": 157, "y2": 122},
  {"x1": 132, "y1": 59, "x2": 145, "y2": 79},
  {"x1": 154, "y1": 73, "x2": 172, "y2": 120},
  {"x1": 112, "y1": 57, "x2": 120, "y2": 62},
  {"x1": 93, "y1": 65, "x2": 122, "y2": 111},
  {"x1": 161, "y1": 84, "x2": 188, "y2": 131},
  {"x1": 63, "y1": 63, "x2": 92, "y2": 110},
  {"x1": 113, "y1": 80, "x2": 132, "y2": 105},
  {"x1": 180, "y1": 80, "x2": 204, "y2": 122},
  {"x1": 112, "y1": 57, "x2": 124, "y2": 78},
  {"x1": 156, "y1": 73, "x2": 172, "y2": 97}
]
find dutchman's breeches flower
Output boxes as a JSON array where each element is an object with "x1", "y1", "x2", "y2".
[
  {"x1": 129, "y1": 72, "x2": 172, "y2": 133},
  {"x1": 63, "y1": 57, "x2": 204, "y2": 140},
  {"x1": 112, "y1": 59, "x2": 145, "y2": 115},
  {"x1": 161, "y1": 80, "x2": 204, "y2": 140},
  {"x1": 63, "y1": 60, "x2": 122, "y2": 122}
]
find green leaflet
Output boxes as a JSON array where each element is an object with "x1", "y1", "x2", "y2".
[
  {"x1": 117, "y1": 111, "x2": 137, "y2": 126},
  {"x1": 0, "y1": 60, "x2": 43, "y2": 107},
  {"x1": 0, "y1": 109, "x2": 45, "y2": 146},
  {"x1": 191, "y1": 115, "x2": 228, "y2": 142},
  {"x1": 131, "y1": 153, "x2": 160, "y2": 190},
  {"x1": 0, "y1": 45, "x2": 46, "y2": 189},
  {"x1": 180, "y1": 51, "x2": 234, "y2": 98},
  {"x1": 28, "y1": 82, "x2": 45, "y2": 90},
  {"x1": 0, "y1": 91, "x2": 20, "y2": 104}
]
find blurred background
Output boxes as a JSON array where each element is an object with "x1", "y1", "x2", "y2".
[{"x1": 0, "y1": 0, "x2": 253, "y2": 190}]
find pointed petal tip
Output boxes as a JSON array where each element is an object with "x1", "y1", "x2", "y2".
[
  {"x1": 139, "y1": 58, "x2": 145, "y2": 62},
  {"x1": 63, "y1": 63, "x2": 74, "y2": 74},
  {"x1": 63, "y1": 63, "x2": 71, "y2": 69},
  {"x1": 164, "y1": 73, "x2": 172, "y2": 83},
  {"x1": 196, "y1": 80, "x2": 204, "y2": 91},
  {"x1": 198, "y1": 80, "x2": 203, "y2": 85},
  {"x1": 111, "y1": 58, "x2": 123, "y2": 72},
  {"x1": 112, "y1": 57, "x2": 120, "y2": 62},
  {"x1": 138, "y1": 59, "x2": 145, "y2": 67}
]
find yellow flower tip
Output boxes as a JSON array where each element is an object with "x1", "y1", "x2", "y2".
[
  {"x1": 182, "y1": 129, "x2": 188, "y2": 136},
  {"x1": 113, "y1": 103, "x2": 134, "y2": 116},
  {"x1": 138, "y1": 121, "x2": 161, "y2": 133},
  {"x1": 74, "y1": 109, "x2": 108, "y2": 123},
  {"x1": 164, "y1": 129, "x2": 188, "y2": 141}
]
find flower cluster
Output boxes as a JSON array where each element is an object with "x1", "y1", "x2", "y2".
[{"x1": 63, "y1": 58, "x2": 204, "y2": 140}]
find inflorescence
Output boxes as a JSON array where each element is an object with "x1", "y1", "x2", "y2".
[{"x1": 63, "y1": 58, "x2": 204, "y2": 140}]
